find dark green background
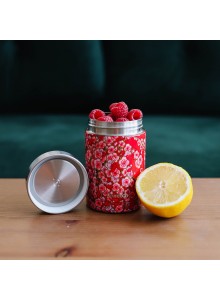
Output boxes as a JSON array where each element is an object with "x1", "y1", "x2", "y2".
[{"x1": 0, "y1": 41, "x2": 220, "y2": 177}]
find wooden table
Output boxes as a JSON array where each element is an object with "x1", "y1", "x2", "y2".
[{"x1": 0, "y1": 178, "x2": 219, "y2": 259}]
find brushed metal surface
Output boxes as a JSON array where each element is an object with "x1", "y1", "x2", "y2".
[
  {"x1": 27, "y1": 151, "x2": 88, "y2": 214},
  {"x1": 87, "y1": 118, "x2": 144, "y2": 136},
  {"x1": 34, "y1": 159, "x2": 80, "y2": 205}
]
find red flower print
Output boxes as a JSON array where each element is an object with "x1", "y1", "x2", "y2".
[
  {"x1": 86, "y1": 150, "x2": 92, "y2": 161},
  {"x1": 85, "y1": 130, "x2": 146, "y2": 213},
  {"x1": 122, "y1": 169, "x2": 128, "y2": 176},
  {"x1": 107, "y1": 153, "x2": 114, "y2": 161},
  {"x1": 112, "y1": 153, "x2": 119, "y2": 162},
  {"x1": 101, "y1": 176, "x2": 108, "y2": 184},
  {"x1": 108, "y1": 153, "x2": 119, "y2": 162},
  {"x1": 107, "y1": 136, "x2": 114, "y2": 144},
  {"x1": 108, "y1": 146, "x2": 115, "y2": 153},
  {"x1": 135, "y1": 158, "x2": 141, "y2": 168},
  {"x1": 95, "y1": 149, "x2": 103, "y2": 159},
  {"x1": 98, "y1": 141, "x2": 105, "y2": 149},
  {"x1": 95, "y1": 199, "x2": 102, "y2": 207},
  {"x1": 112, "y1": 182, "x2": 121, "y2": 192},
  {"x1": 111, "y1": 176, "x2": 119, "y2": 184},
  {"x1": 106, "y1": 161, "x2": 113, "y2": 169},
  {"x1": 118, "y1": 186, "x2": 124, "y2": 195},
  {"x1": 134, "y1": 150, "x2": 139, "y2": 159},
  {"x1": 91, "y1": 159, "x2": 95, "y2": 168},
  {"x1": 98, "y1": 171, "x2": 104, "y2": 178},
  {"x1": 105, "y1": 169, "x2": 111, "y2": 177},
  {"x1": 94, "y1": 159, "x2": 102, "y2": 170},
  {"x1": 124, "y1": 170, "x2": 133, "y2": 177},
  {"x1": 122, "y1": 177, "x2": 131, "y2": 188},
  {"x1": 130, "y1": 178, "x2": 134, "y2": 185},
  {"x1": 89, "y1": 182, "x2": 95, "y2": 192},
  {"x1": 92, "y1": 177, "x2": 97, "y2": 185},
  {"x1": 115, "y1": 205, "x2": 123, "y2": 213},
  {"x1": 119, "y1": 140, "x2": 125, "y2": 148},
  {"x1": 88, "y1": 169, "x2": 93, "y2": 178},
  {"x1": 138, "y1": 155, "x2": 143, "y2": 165},
  {"x1": 102, "y1": 188, "x2": 110, "y2": 197},
  {"x1": 124, "y1": 198, "x2": 131, "y2": 202},
  {"x1": 119, "y1": 157, "x2": 130, "y2": 169},
  {"x1": 111, "y1": 168, "x2": 120, "y2": 178},
  {"x1": 99, "y1": 183, "x2": 106, "y2": 193},
  {"x1": 124, "y1": 144, "x2": 132, "y2": 152},
  {"x1": 101, "y1": 156, "x2": 106, "y2": 163}
]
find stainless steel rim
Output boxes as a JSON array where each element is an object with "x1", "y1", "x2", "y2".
[
  {"x1": 27, "y1": 151, "x2": 88, "y2": 214},
  {"x1": 88, "y1": 118, "x2": 143, "y2": 136}
]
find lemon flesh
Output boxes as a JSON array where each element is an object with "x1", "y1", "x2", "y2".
[{"x1": 135, "y1": 163, "x2": 193, "y2": 218}]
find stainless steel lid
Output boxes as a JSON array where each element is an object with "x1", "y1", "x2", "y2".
[{"x1": 27, "y1": 151, "x2": 88, "y2": 214}]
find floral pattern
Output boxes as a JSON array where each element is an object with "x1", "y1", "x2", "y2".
[{"x1": 85, "y1": 131, "x2": 146, "y2": 213}]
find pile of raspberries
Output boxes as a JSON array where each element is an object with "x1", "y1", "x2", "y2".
[{"x1": 89, "y1": 102, "x2": 143, "y2": 122}]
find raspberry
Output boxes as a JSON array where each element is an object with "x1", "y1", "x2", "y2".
[
  {"x1": 116, "y1": 117, "x2": 129, "y2": 122},
  {"x1": 89, "y1": 109, "x2": 105, "y2": 120},
  {"x1": 127, "y1": 109, "x2": 143, "y2": 120},
  {"x1": 97, "y1": 116, "x2": 113, "y2": 122},
  {"x1": 109, "y1": 102, "x2": 118, "y2": 110},
  {"x1": 109, "y1": 102, "x2": 128, "y2": 119},
  {"x1": 107, "y1": 113, "x2": 116, "y2": 121}
]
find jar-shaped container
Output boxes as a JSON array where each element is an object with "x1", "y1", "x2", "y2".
[{"x1": 85, "y1": 118, "x2": 146, "y2": 213}]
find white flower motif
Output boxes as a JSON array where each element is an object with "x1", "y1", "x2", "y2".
[
  {"x1": 135, "y1": 159, "x2": 141, "y2": 168},
  {"x1": 122, "y1": 177, "x2": 131, "y2": 188},
  {"x1": 134, "y1": 151, "x2": 139, "y2": 159},
  {"x1": 122, "y1": 169, "x2": 128, "y2": 176},
  {"x1": 124, "y1": 144, "x2": 132, "y2": 152},
  {"x1": 119, "y1": 157, "x2": 130, "y2": 169},
  {"x1": 119, "y1": 140, "x2": 125, "y2": 148}
]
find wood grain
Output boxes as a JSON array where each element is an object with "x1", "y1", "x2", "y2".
[{"x1": 0, "y1": 178, "x2": 219, "y2": 259}]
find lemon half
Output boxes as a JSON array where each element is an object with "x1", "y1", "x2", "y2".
[{"x1": 135, "y1": 163, "x2": 193, "y2": 218}]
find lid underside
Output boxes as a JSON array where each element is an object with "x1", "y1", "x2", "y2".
[{"x1": 27, "y1": 151, "x2": 88, "y2": 214}]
